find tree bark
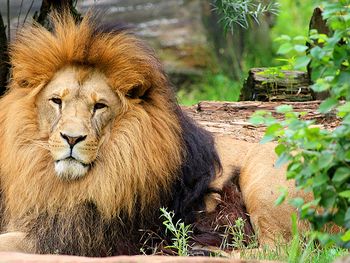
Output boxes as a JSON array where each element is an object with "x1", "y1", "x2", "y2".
[
  {"x1": 241, "y1": 68, "x2": 312, "y2": 102},
  {"x1": 307, "y1": 7, "x2": 330, "y2": 100}
]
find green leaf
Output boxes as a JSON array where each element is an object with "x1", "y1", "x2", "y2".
[
  {"x1": 249, "y1": 115, "x2": 265, "y2": 125},
  {"x1": 339, "y1": 190, "x2": 350, "y2": 198},
  {"x1": 293, "y1": 36, "x2": 307, "y2": 42},
  {"x1": 260, "y1": 134, "x2": 275, "y2": 144},
  {"x1": 294, "y1": 56, "x2": 311, "y2": 69},
  {"x1": 275, "y1": 187, "x2": 288, "y2": 206},
  {"x1": 276, "y1": 104, "x2": 293, "y2": 113},
  {"x1": 345, "y1": 208, "x2": 350, "y2": 229},
  {"x1": 338, "y1": 102, "x2": 350, "y2": 117},
  {"x1": 313, "y1": 173, "x2": 329, "y2": 187},
  {"x1": 289, "y1": 197, "x2": 304, "y2": 208},
  {"x1": 277, "y1": 42, "x2": 293, "y2": 55},
  {"x1": 294, "y1": 44, "x2": 308, "y2": 53},
  {"x1": 310, "y1": 46, "x2": 324, "y2": 60},
  {"x1": 317, "y1": 152, "x2": 334, "y2": 169},
  {"x1": 341, "y1": 230, "x2": 350, "y2": 242},
  {"x1": 265, "y1": 123, "x2": 283, "y2": 136},
  {"x1": 319, "y1": 97, "x2": 338, "y2": 113},
  {"x1": 275, "y1": 152, "x2": 290, "y2": 168},
  {"x1": 321, "y1": 189, "x2": 337, "y2": 208},
  {"x1": 312, "y1": 79, "x2": 330, "y2": 92},
  {"x1": 275, "y1": 143, "x2": 287, "y2": 156},
  {"x1": 333, "y1": 167, "x2": 350, "y2": 183},
  {"x1": 275, "y1": 34, "x2": 291, "y2": 42}
]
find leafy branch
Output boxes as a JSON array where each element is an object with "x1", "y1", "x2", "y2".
[
  {"x1": 250, "y1": 0, "x2": 350, "y2": 247},
  {"x1": 213, "y1": 0, "x2": 279, "y2": 30}
]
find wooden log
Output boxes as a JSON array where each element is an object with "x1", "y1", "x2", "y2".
[
  {"x1": 241, "y1": 68, "x2": 312, "y2": 102},
  {"x1": 182, "y1": 101, "x2": 339, "y2": 143}
]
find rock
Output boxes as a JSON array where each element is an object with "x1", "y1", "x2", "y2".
[
  {"x1": 77, "y1": 0, "x2": 214, "y2": 88},
  {"x1": 1, "y1": 0, "x2": 276, "y2": 88}
]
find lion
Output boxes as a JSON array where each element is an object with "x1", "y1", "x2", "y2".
[{"x1": 0, "y1": 12, "x2": 310, "y2": 256}]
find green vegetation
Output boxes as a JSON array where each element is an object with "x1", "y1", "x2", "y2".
[
  {"x1": 219, "y1": 217, "x2": 258, "y2": 250},
  {"x1": 160, "y1": 209, "x2": 348, "y2": 261},
  {"x1": 177, "y1": 0, "x2": 319, "y2": 105},
  {"x1": 160, "y1": 207, "x2": 192, "y2": 256},
  {"x1": 251, "y1": 0, "x2": 350, "y2": 247},
  {"x1": 271, "y1": 0, "x2": 321, "y2": 42},
  {"x1": 176, "y1": 73, "x2": 241, "y2": 106},
  {"x1": 213, "y1": 0, "x2": 278, "y2": 30}
]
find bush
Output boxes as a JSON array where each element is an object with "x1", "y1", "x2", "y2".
[{"x1": 251, "y1": 0, "x2": 350, "y2": 247}]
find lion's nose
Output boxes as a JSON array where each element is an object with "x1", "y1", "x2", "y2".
[{"x1": 60, "y1": 133, "x2": 87, "y2": 148}]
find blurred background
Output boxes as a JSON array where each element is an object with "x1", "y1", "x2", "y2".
[{"x1": 0, "y1": 0, "x2": 319, "y2": 105}]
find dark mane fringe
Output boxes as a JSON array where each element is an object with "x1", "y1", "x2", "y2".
[
  {"x1": 169, "y1": 108, "x2": 222, "y2": 224},
  {"x1": 27, "y1": 202, "x2": 164, "y2": 256}
]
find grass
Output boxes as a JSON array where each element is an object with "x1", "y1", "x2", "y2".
[
  {"x1": 241, "y1": 237, "x2": 348, "y2": 262},
  {"x1": 176, "y1": 72, "x2": 241, "y2": 106},
  {"x1": 159, "y1": 208, "x2": 349, "y2": 262}
]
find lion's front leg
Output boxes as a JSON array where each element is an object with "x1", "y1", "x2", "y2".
[{"x1": 0, "y1": 232, "x2": 32, "y2": 253}]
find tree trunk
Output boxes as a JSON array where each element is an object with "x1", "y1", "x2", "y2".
[
  {"x1": 307, "y1": 7, "x2": 330, "y2": 100},
  {"x1": 241, "y1": 68, "x2": 312, "y2": 102}
]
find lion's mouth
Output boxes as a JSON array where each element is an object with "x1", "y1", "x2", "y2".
[
  {"x1": 54, "y1": 157, "x2": 92, "y2": 180},
  {"x1": 58, "y1": 157, "x2": 91, "y2": 167}
]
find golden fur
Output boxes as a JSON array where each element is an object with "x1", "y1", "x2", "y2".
[
  {"x1": 0, "y1": 13, "x2": 183, "y2": 240},
  {"x1": 212, "y1": 136, "x2": 312, "y2": 246}
]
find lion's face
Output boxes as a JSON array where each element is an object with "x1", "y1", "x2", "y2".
[
  {"x1": 36, "y1": 67, "x2": 120, "y2": 180},
  {"x1": 1, "y1": 13, "x2": 185, "y2": 219}
]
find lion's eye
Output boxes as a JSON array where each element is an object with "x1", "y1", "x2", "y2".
[
  {"x1": 94, "y1": 102, "x2": 107, "y2": 112},
  {"x1": 50, "y1": 97, "x2": 62, "y2": 105}
]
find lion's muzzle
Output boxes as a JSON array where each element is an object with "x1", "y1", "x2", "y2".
[{"x1": 50, "y1": 129, "x2": 98, "y2": 180}]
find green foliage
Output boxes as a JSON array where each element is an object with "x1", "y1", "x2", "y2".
[
  {"x1": 160, "y1": 207, "x2": 192, "y2": 256},
  {"x1": 213, "y1": 0, "x2": 279, "y2": 30},
  {"x1": 242, "y1": 216, "x2": 348, "y2": 262},
  {"x1": 251, "y1": 0, "x2": 350, "y2": 247},
  {"x1": 219, "y1": 217, "x2": 258, "y2": 250},
  {"x1": 177, "y1": 73, "x2": 240, "y2": 105},
  {"x1": 271, "y1": 0, "x2": 321, "y2": 41}
]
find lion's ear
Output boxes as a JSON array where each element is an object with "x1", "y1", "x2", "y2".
[{"x1": 126, "y1": 84, "x2": 150, "y2": 101}]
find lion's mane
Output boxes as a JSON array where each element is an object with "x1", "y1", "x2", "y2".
[{"x1": 0, "y1": 13, "x2": 221, "y2": 256}]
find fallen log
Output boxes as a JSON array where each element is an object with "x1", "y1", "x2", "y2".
[{"x1": 182, "y1": 101, "x2": 339, "y2": 142}]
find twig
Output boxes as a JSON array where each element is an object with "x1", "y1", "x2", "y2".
[
  {"x1": 16, "y1": 0, "x2": 24, "y2": 32},
  {"x1": 23, "y1": 0, "x2": 34, "y2": 25}
]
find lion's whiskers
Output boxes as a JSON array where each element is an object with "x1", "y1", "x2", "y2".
[{"x1": 18, "y1": 138, "x2": 50, "y2": 151}]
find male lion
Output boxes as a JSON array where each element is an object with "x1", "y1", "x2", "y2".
[{"x1": 0, "y1": 13, "x2": 308, "y2": 256}]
